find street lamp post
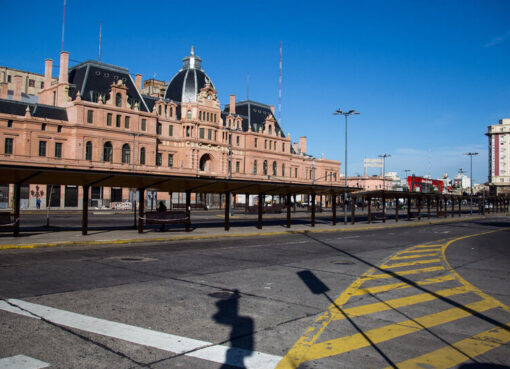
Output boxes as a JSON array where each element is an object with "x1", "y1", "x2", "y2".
[
  {"x1": 378, "y1": 154, "x2": 391, "y2": 190},
  {"x1": 223, "y1": 126, "x2": 241, "y2": 216},
  {"x1": 334, "y1": 109, "x2": 360, "y2": 224},
  {"x1": 465, "y1": 152, "x2": 478, "y2": 215}
]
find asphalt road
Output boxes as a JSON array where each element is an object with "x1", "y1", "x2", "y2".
[{"x1": 1, "y1": 217, "x2": 509, "y2": 368}]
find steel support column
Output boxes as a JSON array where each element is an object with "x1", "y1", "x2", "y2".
[
  {"x1": 311, "y1": 193, "x2": 316, "y2": 227},
  {"x1": 185, "y1": 190, "x2": 191, "y2": 232},
  {"x1": 137, "y1": 188, "x2": 144, "y2": 233},
  {"x1": 395, "y1": 197, "x2": 399, "y2": 222},
  {"x1": 332, "y1": 194, "x2": 337, "y2": 225},
  {"x1": 224, "y1": 191, "x2": 230, "y2": 231},
  {"x1": 351, "y1": 196, "x2": 356, "y2": 224},
  {"x1": 367, "y1": 197, "x2": 372, "y2": 224},
  {"x1": 257, "y1": 193, "x2": 263, "y2": 229},
  {"x1": 417, "y1": 198, "x2": 421, "y2": 220},
  {"x1": 382, "y1": 196, "x2": 386, "y2": 223},
  {"x1": 82, "y1": 185, "x2": 89, "y2": 236},
  {"x1": 407, "y1": 196, "x2": 411, "y2": 221},
  {"x1": 427, "y1": 197, "x2": 431, "y2": 220},
  {"x1": 286, "y1": 193, "x2": 291, "y2": 228},
  {"x1": 13, "y1": 183, "x2": 20, "y2": 237}
]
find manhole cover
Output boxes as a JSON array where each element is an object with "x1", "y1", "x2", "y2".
[
  {"x1": 121, "y1": 257, "x2": 144, "y2": 261},
  {"x1": 208, "y1": 291, "x2": 238, "y2": 299},
  {"x1": 332, "y1": 261, "x2": 355, "y2": 265}
]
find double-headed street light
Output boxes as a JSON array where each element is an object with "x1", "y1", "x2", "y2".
[
  {"x1": 465, "y1": 152, "x2": 478, "y2": 215},
  {"x1": 378, "y1": 154, "x2": 391, "y2": 190},
  {"x1": 333, "y1": 109, "x2": 360, "y2": 224}
]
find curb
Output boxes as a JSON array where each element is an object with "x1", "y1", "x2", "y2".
[{"x1": 0, "y1": 214, "x2": 506, "y2": 251}]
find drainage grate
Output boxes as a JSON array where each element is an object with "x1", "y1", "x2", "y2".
[{"x1": 332, "y1": 261, "x2": 355, "y2": 265}]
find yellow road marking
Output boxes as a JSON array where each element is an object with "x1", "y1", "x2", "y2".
[
  {"x1": 398, "y1": 247, "x2": 442, "y2": 254},
  {"x1": 303, "y1": 299, "x2": 498, "y2": 361},
  {"x1": 276, "y1": 228, "x2": 509, "y2": 369},
  {"x1": 351, "y1": 274, "x2": 456, "y2": 296},
  {"x1": 381, "y1": 258, "x2": 441, "y2": 269},
  {"x1": 333, "y1": 286, "x2": 470, "y2": 322},
  {"x1": 383, "y1": 323, "x2": 510, "y2": 369},
  {"x1": 390, "y1": 253, "x2": 439, "y2": 260},
  {"x1": 411, "y1": 244, "x2": 443, "y2": 248},
  {"x1": 367, "y1": 266, "x2": 445, "y2": 279}
]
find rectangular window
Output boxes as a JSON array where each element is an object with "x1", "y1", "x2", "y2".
[
  {"x1": 253, "y1": 161, "x2": 257, "y2": 174},
  {"x1": 199, "y1": 127, "x2": 205, "y2": 139},
  {"x1": 186, "y1": 126, "x2": 191, "y2": 137},
  {"x1": 116, "y1": 115, "x2": 121, "y2": 128},
  {"x1": 208, "y1": 129, "x2": 212, "y2": 140},
  {"x1": 41, "y1": 123, "x2": 46, "y2": 131},
  {"x1": 7, "y1": 75, "x2": 11, "y2": 83},
  {"x1": 87, "y1": 110, "x2": 93, "y2": 123},
  {"x1": 157, "y1": 123, "x2": 162, "y2": 135},
  {"x1": 40, "y1": 81, "x2": 44, "y2": 88},
  {"x1": 28, "y1": 79, "x2": 35, "y2": 87},
  {"x1": 5, "y1": 138, "x2": 13, "y2": 154},
  {"x1": 156, "y1": 153, "x2": 162, "y2": 166},
  {"x1": 125, "y1": 116, "x2": 130, "y2": 129},
  {"x1": 295, "y1": 168, "x2": 298, "y2": 178},
  {"x1": 264, "y1": 140, "x2": 267, "y2": 149},
  {"x1": 254, "y1": 138, "x2": 258, "y2": 148},
  {"x1": 168, "y1": 154, "x2": 174, "y2": 167},
  {"x1": 57, "y1": 125, "x2": 62, "y2": 133},
  {"x1": 54, "y1": 142, "x2": 62, "y2": 158},
  {"x1": 38, "y1": 141, "x2": 46, "y2": 157},
  {"x1": 236, "y1": 161, "x2": 240, "y2": 173},
  {"x1": 282, "y1": 143, "x2": 285, "y2": 152},
  {"x1": 168, "y1": 124, "x2": 173, "y2": 136},
  {"x1": 107, "y1": 113, "x2": 112, "y2": 126},
  {"x1": 214, "y1": 130, "x2": 217, "y2": 141},
  {"x1": 7, "y1": 120, "x2": 13, "y2": 128},
  {"x1": 141, "y1": 118, "x2": 146, "y2": 131}
]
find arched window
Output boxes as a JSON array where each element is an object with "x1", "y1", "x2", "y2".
[
  {"x1": 282, "y1": 163, "x2": 285, "y2": 177},
  {"x1": 158, "y1": 105, "x2": 162, "y2": 115},
  {"x1": 103, "y1": 141, "x2": 113, "y2": 162},
  {"x1": 272, "y1": 161, "x2": 277, "y2": 176},
  {"x1": 140, "y1": 147, "x2": 146, "y2": 165},
  {"x1": 268, "y1": 125, "x2": 272, "y2": 135},
  {"x1": 199, "y1": 154, "x2": 212, "y2": 172},
  {"x1": 85, "y1": 141, "x2": 92, "y2": 161},
  {"x1": 263, "y1": 160, "x2": 268, "y2": 175},
  {"x1": 115, "y1": 93, "x2": 122, "y2": 107},
  {"x1": 199, "y1": 111, "x2": 202, "y2": 120},
  {"x1": 121, "y1": 144, "x2": 130, "y2": 164},
  {"x1": 207, "y1": 112, "x2": 210, "y2": 121},
  {"x1": 187, "y1": 110, "x2": 192, "y2": 119},
  {"x1": 253, "y1": 160, "x2": 257, "y2": 174}
]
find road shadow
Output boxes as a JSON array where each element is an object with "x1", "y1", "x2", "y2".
[
  {"x1": 459, "y1": 365, "x2": 510, "y2": 369},
  {"x1": 212, "y1": 289, "x2": 254, "y2": 368}
]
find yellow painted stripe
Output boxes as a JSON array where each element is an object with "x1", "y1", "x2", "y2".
[
  {"x1": 383, "y1": 323, "x2": 510, "y2": 369},
  {"x1": 398, "y1": 248, "x2": 442, "y2": 254},
  {"x1": 381, "y1": 258, "x2": 441, "y2": 269},
  {"x1": 390, "y1": 253, "x2": 439, "y2": 260},
  {"x1": 351, "y1": 274, "x2": 456, "y2": 296},
  {"x1": 303, "y1": 299, "x2": 498, "y2": 361},
  {"x1": 411, "y1": 244, "x2": 443, "y2": 249},
  {"x1": 367, "y1": 266, "x2": 445, "y2": 279},
  {"x1": 333, "y1": 286, "x2": 470, "y2": 321}
]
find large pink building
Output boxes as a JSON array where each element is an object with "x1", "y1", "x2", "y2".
[{"x1": 0, "y1": 48, "x2": 341, "y2": 209}]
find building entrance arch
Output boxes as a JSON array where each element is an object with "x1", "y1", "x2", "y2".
[{"x1": 199, "y1": 154, "x2": 213, "y2": 173}]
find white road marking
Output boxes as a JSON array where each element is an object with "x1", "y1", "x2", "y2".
[
  {"x1": 0, "y1": 355, "x2": 50, "y2": 369},
  {"x1": 0, "y1": 299, "x2": 281, "y2": 369}
]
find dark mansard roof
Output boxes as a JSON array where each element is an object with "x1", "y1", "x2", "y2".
[
  {"x1": 164, "y1": 47, "x2": 215, "y2": 103},
  {"x1": 68, "y1": 60, "x2": 150, "y2": 112},
  {"x1": 0, "y1": 98, "x2": 68, "y2": 121},
  {"x1": 222, "y1": 100, "x2": 286, "y2": 138}
]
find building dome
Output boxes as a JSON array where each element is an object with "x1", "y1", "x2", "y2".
[{"x1": 164, "y1": 47, "x2": 214, "y2": 103}]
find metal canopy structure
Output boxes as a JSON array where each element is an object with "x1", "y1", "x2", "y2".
[{"x1": 2, "y1": 164, "x2": 359, "y2": 237}]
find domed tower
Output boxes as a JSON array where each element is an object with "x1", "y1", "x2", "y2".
[{"x1": 164, "y1": 47, "x2": 215, "y2": 103}]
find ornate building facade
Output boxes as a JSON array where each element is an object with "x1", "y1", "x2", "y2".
[{"x1": 0, "y1": 48, "x2": 341, "y2": 209}]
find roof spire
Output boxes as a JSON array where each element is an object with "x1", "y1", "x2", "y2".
[
  {"x1": 191, "y1": 45, "x2": 195, "y2": 55},
  {"x1": 182, "y1": 46, "x2": 202, "y2": 70}
]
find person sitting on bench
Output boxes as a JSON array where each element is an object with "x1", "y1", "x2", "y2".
[{"x1": 157, "y1": 201, "x2": 167, "y2": 231}]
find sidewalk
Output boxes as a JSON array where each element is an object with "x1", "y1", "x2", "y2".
[{"x1": 1, "y1": 213, "x2": 503, "y2": 250}]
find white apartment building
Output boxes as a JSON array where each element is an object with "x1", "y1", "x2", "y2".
[{"x1": 486, "y1": 118, "x2": 510, "y2": 194}]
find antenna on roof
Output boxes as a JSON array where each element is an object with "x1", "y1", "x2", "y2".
[
  {"x1": 278, "y1": 41, "x2": 282, "y2": 123},
  {"x1": 247, "y1": 72, "x2": 250, "y2": 100},
  {"x1": 98, "y1": 22, "x2": 102, "y2": 62},
  {"x1": 61, "y1": 0, "x2": 66, "y2": 51}
]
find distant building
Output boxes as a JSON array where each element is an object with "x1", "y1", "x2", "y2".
[
  {"x1": 346, "y1": 174, "x2": 391, "y2": 191},
  {"x1": 453, "y1": 169, "x2": 470, "y2": 192},
  {"x1": 486, "y1": 118, "x2": 510, "y2": 194},
  {"x1": 142, "y1": 78, "x2": 167, "y2": 97},
  {"x1": 0, "y1": 66, "x2": 58, "y2": 102}
]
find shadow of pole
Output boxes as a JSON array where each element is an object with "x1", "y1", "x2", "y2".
[
  {"x1": 297, "y1": 270, "x2": 398, "y2": 368},
  {"x1": 212, "y1": 290, "x2": 254, "y2": 369},
  {"x1": 300, "y1": 231, "x2": 510, "y2": 334}
]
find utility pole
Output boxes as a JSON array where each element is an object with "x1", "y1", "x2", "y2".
[
  {"x1": 465, "y1": 152, "x2": 478, "y2": 215},
  {"x1": 333, "y1": 109, "x2": 360, "y2": 224},
  {"x1": 378, "y1": 154, "x2": 391, "y2": 190}
]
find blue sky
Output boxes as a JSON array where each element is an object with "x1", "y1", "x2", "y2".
[{"x1": 2, "y1": 0, "x2": 510, "y2": 184}]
